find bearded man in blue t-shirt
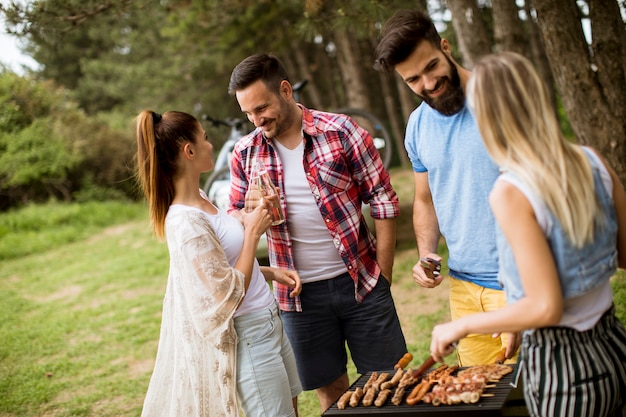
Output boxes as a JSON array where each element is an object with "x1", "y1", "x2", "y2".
[{"x1": 374, "y1": 9, "x2": 520, "y2": 366}]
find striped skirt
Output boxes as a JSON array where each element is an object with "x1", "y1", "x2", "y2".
[{"x1": 521, "y1": 305, "x2": 626, "y2": 417}]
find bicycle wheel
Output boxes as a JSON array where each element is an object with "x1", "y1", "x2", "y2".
[{"x1": 336, "y1": 107, "x2": 393, "y2": 169}]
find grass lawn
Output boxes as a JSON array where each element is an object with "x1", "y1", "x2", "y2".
[{"x1": 1, "y1": 167, "x2": 625, "y2": 417}]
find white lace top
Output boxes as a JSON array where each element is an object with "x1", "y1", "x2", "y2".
[{"x1": 141, "y1": 207, "x2": 245, "y2": 417}]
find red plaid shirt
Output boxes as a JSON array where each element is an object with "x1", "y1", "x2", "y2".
[{"x1": 228, "y1": 105, "x2": 399, "y2": 312}]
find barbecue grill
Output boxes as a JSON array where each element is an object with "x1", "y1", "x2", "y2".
[{"x1": 322, "y1": 365, "x2": 529, "y2": 416}]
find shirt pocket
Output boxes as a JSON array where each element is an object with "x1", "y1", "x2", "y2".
[{"x1": 317, "y1": 160, "x2": 353, "y2": 195}]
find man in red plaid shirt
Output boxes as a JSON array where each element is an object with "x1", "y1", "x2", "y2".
[{"x1": 227, "y1": 54, "x2": 407, "y2": 412}]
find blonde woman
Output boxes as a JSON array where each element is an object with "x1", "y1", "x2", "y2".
[
  {"x1": 135, "y1": 110, "x2": 302, "y2": 417},
  {"x1": 430, "y1": 52, "x2": 626, "y2": 417}
]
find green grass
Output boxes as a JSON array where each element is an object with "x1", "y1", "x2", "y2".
[
  {"x1": 1, "y1": 170, "x2": 625, "y2": 417},
  {"x1": 0, "y1": 200, "x2": 146, "y2": 260},
  {"x1": 613, "y1": 269, "x2": 626, "y2": 324},
  {"x1": 0, "y1": 204, "x2": 167, "y2": 416}
]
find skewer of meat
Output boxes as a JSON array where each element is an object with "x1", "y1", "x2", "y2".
[
  {"x1": 405, "y1": 363, "x2": 511, "y2": 407},
  {"x1": 372, "y1": 372, "x2": 390, "y2": 391},
  {"x1": 405, "y1": 380, "x2": 432, "y2": 406},
  {"x1": 433, "y1": 380, "x2": 486, "y2": 393},
  {"x1": 337, "y1": 391, "x2": 353, "y2": 409},
  {"x1": 434, "y1": 365, "x2": 459, "y2": 383},
  {"x1": 391, "y1": 386, "x2": 406, "y2": 406},
  {"x1": 349, "y1": 387, "x2": 364, "y2": 407},
  {"x1": 381, "y1": 368, "x2": 404, "y2": 390},
  {"x1": 423, "y1": 387, "x2": 482, "y2": 406},
  {"x1": 362, "y1": 387, "x2": 377, "y2": 407},
  {"x1": 429, "y1": 381, "x2": 486, "y2": 405},
  {"x1": 405, "y1": 363, "x2": 459, "y2": 406},
  {"x1": 394, "y1": 352, "x2": 413, "y2": 370},
  {"x1": 363, "y1": 372, "x2": 378, "y2": 392},
  {"x1": 428, "y1": 364, "x2": 449, "y2": 378},
  {"x1": 398, "y1": 368, "x2": 417, "y2": 388},
  {"x1": 456, "y1": 363, "x2": 513, "y2": 380},
  {"x1": 374, "y1": 389, "x2": 392, "y2": 407},
  {"x1": 439, "y1": 374, "x2": 488, "y2": 386}
]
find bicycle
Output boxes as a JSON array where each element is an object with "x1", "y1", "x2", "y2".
[
  {"x1": 201, "y1": 115, "x2": 249, "y2": 207},
  {"x1": 202, "y1": 79, "x2": 393, "y2": 199}
]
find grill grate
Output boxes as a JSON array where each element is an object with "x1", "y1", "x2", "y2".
[{"x1": 322, "y1": 365, "x2": 529, "y2": 416}]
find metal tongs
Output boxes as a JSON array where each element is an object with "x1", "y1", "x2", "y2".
[
  {"x1": 414, "y1": 347, "x2": 509, "y2": 381},
  {"x1": 410, "y1": 356, "x2": 437, "y2": 380}
]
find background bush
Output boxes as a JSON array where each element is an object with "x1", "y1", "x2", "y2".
[{"x1": 0, "y1": 71, "x2": 138, "y2": 210}]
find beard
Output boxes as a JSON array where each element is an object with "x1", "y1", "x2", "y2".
[{"x1": 419, "y1": 56, "x2": 465, "y2": 116}]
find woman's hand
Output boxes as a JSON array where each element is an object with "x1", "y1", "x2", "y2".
[
  {"x1": 241, "y1": 199, "x2": 272, "y2": 239},
  {"x1": 430, "y1": 320, "x2": 466, "y2": 364}
]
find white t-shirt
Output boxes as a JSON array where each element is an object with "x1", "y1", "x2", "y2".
[{"x1": 274, "y1": 140, "x2": 346, "y2": 283}]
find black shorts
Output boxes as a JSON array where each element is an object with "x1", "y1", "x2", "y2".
[{"x1": 281, "y1": 272, "x2": 407, "y2": 390}]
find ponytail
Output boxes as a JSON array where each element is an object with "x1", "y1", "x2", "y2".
[{"x1": 135, "y1": 110, "x2": 199, "y2": 238}]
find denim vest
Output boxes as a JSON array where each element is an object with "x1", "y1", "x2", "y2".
[{"x1": 496, "y1": 148, "x2": 618, "y2": 304}]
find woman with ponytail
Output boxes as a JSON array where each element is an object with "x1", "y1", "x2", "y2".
[
  {"x1": 429, "y1": 53, "x2": 626, "y2": 417},
  {"x1": 135, "y1": 110, "x2": 302, "y2": 417}
]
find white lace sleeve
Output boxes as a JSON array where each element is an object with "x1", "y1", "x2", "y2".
[
  {"x1": 140, "y1": 208, "x2": 243, "y2": 417},
  {"x1": 179, "y1": 233, "x2": 245, "y2": 339}
]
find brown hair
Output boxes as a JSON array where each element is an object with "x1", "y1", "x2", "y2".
[
  {"x1": 228, "y1": 53, "x2": 289, "y2": 95},
  {"x1": 135, "y1": 110, "x2": 200, "y2": 238},
  {"x1": 374, "y1": 9, "x2": 442, "y2": 73}
]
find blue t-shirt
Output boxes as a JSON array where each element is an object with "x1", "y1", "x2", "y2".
[{"x1": 405, "y1": 102, "x2": 501, "y2": 289}]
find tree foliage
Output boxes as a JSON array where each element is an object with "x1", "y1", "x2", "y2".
[
  {"x1": 0, "y1": 0, "x2": 625, "y2": 209},
  {"x1": 0, "y1": 118, "x2": 77, "y2": 187},
  {"x1": 0, "y1": 69, "x2": 135, "y2": 209}
]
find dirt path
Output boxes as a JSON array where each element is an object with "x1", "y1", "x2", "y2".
[{"x1": 390, "y1": 257, "x2": 451, "y2": 348}]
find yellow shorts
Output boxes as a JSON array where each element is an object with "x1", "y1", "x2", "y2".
[{"x1": 449, "y1": 278, "x2": 519, "y2": 366}]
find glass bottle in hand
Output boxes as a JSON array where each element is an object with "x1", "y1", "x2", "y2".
[{"x1": 245, "y1": 161, "x2": 285, "y2": 226}]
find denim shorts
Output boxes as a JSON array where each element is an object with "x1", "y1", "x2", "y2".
[
  {"x1": 281, "y1": 272, "x2": 407, "y2": 390},
  {"x1": 234, "y1": 302, "x2": 302, "y2": 417}
]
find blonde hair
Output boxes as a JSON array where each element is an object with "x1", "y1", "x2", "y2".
[
  {"x1": 135, "y1": 110, "x2": 199, "y2": 239},
  {"x1": 467, "y1": 52, "x2": 601, "y2": 247}
]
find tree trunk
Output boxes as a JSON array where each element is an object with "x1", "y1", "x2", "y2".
[
  {"x1": 533, "y1": 0, "x2": 626, "y2": 183},
  {"x1": 290, "y1": 40, "x2": 324, "y2": 109},
  {"x1": 588, "y1": 0, "x2": 626, "y2": 133},
  {"x1": 394, "y1": 74, "x2": 418, "y2": 164},
  {"x1": 332, "y1": 31, "x2": 371, "y2": 110},
  {"x1": 524, "y1": 0, "x2": 558, "y2": 112},
  {"x1": 377, "y1": 69, "x2": 409, "y2": 168},
  {"x1": 447, "y1": 0, "x2": 492, "y2": 68},
  {"x1": 492, "y1": 0, "x2": 528, "y2": 56},
  {"x1": 314, "y1": 41, "x2": 340, "y2": 110},
  {"x1": 395, "y1": 74, "x2": 417, "y2": 122},
  {"x1": 365, "y1": 33, "x2": 408, "y2": 167}
]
